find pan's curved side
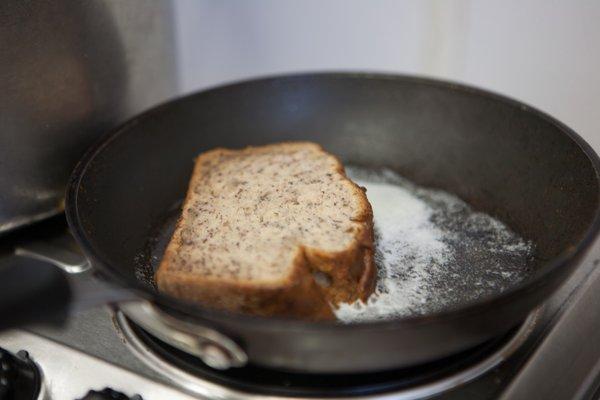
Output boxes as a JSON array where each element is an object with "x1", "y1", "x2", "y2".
[
  {"x1": 201, "y1": 260, "x2": 571, "y2": 372},
  {"x1": 66, "y1": 73, "x2": 600, "y2": 372}
]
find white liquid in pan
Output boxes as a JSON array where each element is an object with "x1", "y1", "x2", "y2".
[{"x1": 335, "y1": 167, "x2": 535, "y2": 323}]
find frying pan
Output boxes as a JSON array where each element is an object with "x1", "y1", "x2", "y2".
[{"x1": 2, "y1": 73, "x2": 600, "y2": 374}]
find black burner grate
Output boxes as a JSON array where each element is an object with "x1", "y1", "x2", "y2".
[{"x1": 128, "y1": 319, "x2": 520, "y2": 397}]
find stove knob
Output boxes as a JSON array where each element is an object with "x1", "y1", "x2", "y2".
[
  {"x1": 0, "y1": 348, "x2": 41, "y2": 400},
  {"x1": 77, "y1": 388, "x2": 143, "y2": 400}
]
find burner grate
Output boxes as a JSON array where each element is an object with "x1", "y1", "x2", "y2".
[{"x1": 115, "y1": 309, "x2": 539, "y2": 399}]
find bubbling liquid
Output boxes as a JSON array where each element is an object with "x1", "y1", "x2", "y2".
[{"x1": 335, "y1": 167, "x2": 535, "y2": 323}]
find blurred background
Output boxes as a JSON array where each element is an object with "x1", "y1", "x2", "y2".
[
  {"x1": 2, "y1": 0, "x2": 599, "y2": 232},
  {"x1": 175, "y1": 0, "x2": 600, "y2": 150}
]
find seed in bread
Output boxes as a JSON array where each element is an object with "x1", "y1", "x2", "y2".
[{"x1": 155, "y1": 142, "x2": 375, "y2": 320}]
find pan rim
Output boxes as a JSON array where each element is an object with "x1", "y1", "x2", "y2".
[{"x1": 65, "y1": 71, "x2": 600, "y2": 331}]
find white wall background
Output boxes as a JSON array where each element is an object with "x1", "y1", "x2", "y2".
[{"x1": 174, "y1": 1, "x2": 600, "y2": 150}]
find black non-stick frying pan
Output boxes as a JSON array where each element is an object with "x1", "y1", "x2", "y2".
[{"x1": 3, "y1": 73, "x2": 600, "y2": 374}]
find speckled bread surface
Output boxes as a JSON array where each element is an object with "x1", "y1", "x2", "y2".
[{"x1": 156, "y1": 142, "x2": 375, "y2": 320}]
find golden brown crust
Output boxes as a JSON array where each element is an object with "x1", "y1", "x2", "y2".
[{"x1": 155, "y1": 141, "x2": 375, "y2": 320}]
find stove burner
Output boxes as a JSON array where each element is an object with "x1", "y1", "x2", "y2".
[
  {"x1": 115, "y1": 310, "x2": 539, "y2": 399},
  {"x1": 0, "y1": 348, "x2": 42, "y2": 400}
]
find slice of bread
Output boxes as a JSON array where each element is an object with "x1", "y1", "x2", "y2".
[{"x1": 155, "y1": 142, "x2": 375, "y2": 320}]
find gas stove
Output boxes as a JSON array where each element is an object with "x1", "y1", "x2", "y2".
[{"x1": 2, "y1": 219, "x2": 600, "y2": 400}]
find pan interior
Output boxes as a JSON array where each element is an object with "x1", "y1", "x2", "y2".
[
  {"x1": 135, "y1": 165, "x2": 536, "y2": 322},
  {"x1": 72, "y1": 74, "x2": 600, "y2": 323}
]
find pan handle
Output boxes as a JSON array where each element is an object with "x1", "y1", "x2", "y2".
[
  {"x1": 0, "y1": 232, "x2": 136, "y2": 330},
  {"x1": 15, "y1": 234, "x2": 91, "y2": 274},
  {"x1": 0, "y1": 256, "x2": 72, "y2": 330},
  {"x1": 15, "y1": 232, "x2": 137, "y2": 308}
]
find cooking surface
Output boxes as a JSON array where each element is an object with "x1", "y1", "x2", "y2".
[
  {"x1": 2, "y1": 225, "x2": 600, "y2": 399},
  {"x1": 136, "y1": 166, "x2": 536, "y2": 324}
]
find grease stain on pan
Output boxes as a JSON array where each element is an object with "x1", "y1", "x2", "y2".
[{"x1": 336, "y1": 167, "x2": 535, "y2": 322}]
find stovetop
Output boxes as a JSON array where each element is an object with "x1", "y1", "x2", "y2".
[{"x1": 2, "y1": 221, "x2": 600, "y2": 399}]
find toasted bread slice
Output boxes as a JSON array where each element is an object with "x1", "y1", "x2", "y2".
[{"x1": 155, "y1": 142, "x2": 375, "y2": 320}]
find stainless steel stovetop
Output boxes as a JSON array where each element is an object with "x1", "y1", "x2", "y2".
[{"x1": 2, "y1": 220, "x2": 600, "y2": 400}]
